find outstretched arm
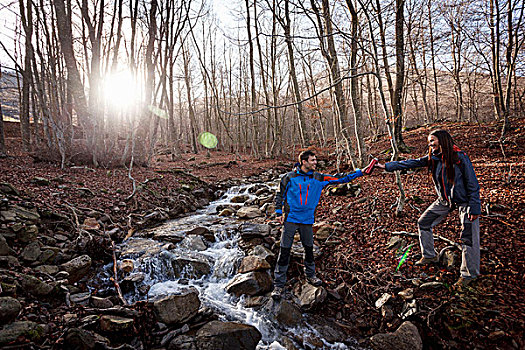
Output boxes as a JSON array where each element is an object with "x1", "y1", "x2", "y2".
[{"x1": 377, "y1": 156, "x2": 429, "y2": 172}]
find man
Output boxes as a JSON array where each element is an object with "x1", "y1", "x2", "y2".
[{"x1": 272, "y1": 150, "x2": 374, "y2": 299}]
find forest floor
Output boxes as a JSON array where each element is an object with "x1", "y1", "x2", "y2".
[{"x1": 0, "y1": 118, "x2": 523, "y2": 349}]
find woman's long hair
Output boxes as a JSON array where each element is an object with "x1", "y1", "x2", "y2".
[{"x1": 428, "y1": 129, "x2": 459, "y2": 184}]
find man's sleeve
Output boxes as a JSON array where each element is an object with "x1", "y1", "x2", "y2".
[
  {"x1": 275, "y1": 174, "x2": 290, "y2": 216},
  {"x1": 323, "y1": 169, "x2": 363, "y2": 186},
  {"x1": 384, "y1": 156, "x2": 429, "y2": 172}
]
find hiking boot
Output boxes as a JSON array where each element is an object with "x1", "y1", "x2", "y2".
[
  {"x1": 306, "y1": 276, "x2": 323, "y2": 287},
  {"x1": 415, "y1": 256, "x2": 439, "y2": 266},
  {"x1": 271, "y1": 286, "x2": 283, "y2": 300},
  {"x1": 454, "y1": 277, "x2": 476, "y2": 288}
]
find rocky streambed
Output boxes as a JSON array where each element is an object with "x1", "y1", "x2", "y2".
[
  {"x1": 93, "y1": 170, "x2": 360, "y2": 349},
  {"x1": 0, "y1": 169, "x2": 422, "y2": 349}
]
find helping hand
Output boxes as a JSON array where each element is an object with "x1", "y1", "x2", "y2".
[{"x1": 376, "y1": 162, "x2": 386, "y2": 169}]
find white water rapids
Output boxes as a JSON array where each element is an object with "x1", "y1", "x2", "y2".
[{"x1": 96, "y1": 183, "x2": 360, "y2": 349}]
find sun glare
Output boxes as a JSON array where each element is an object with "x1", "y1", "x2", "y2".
[{"x1": 103, "y1": 71, "x2": 140, "y2": 110}]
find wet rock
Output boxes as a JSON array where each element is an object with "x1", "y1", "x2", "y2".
[
  {"x1": 259, "y1": 202, "x2": 275, "y2": 215},
  {"x1": 180, "y1": 235, "x2": 207, "y2": 251},
  {"x1": 231, "y1": 194, "x2": 251, "y2": 203},
  {"x1": 0, "y1": 321, "x2": 45, "y2": 345},
  {"x1": 249, "y1": 245, "x2": 275, "y2": 264},
  {"x1": 169, "y1": 335, "x2": 197, "y2": 350},
  {"x1": 243, "y1": 295, "x2": 268, "y2": 308},
  {"x1": 60, "y1": 255, "x2": 92, "y2": 283},
  {"x1": 226, "y1": 271, "x2": 272, "y2": 297},
  {"x1": 239, "y1": 223, "x2": 271, "y2": 239},
  {"x1": 307, "y1": 315, "x2": 348, "y2": 344},
  {"x1": 162, "y1": 251, "x2": 212, "y2": 279},
  {"x1": 153, "y1": 289, "x2": 201, "y2": 325},
  {"x1": 0, "y1": 297, "x2": 21, "y2": 324},
  {"x1": 218, "y1": 208, "x2": 235, "y2": 217},
  {"x1": 153, "y1": 230, "x2": 186, "y2": 243},
  {"x1": 296, "y1": 283, "x2": 327, "y2": 310},
  {"x1": 21, "y1": 241, "x2": 41, "y2": 262},
  {"x1": 119, "y1": 259, "x2": 134, "y2": 273},
  {"x1": 120, "y1": 273, "x2": 145, "y2": 293},
  {"x1": 0, "y1": 235, "x2": 13, "y2": 256},
  {"x1": 64, "y1": 328, "x2": 110, "y2": 350},
  {"x1": 18, "y1": 274, "x2": 54, "y2": 296},
  {"x1": 69, "y1": 292, "x2": 91, "y2": 306},
  {"x1": 161, "y1": 324, "x2": 190, "y2": 347},
  {"x1": 238, "y1": 256, "x2": 271, "y2": 274},
  {"x1": 369, "y1": 321, "x2": 422, "y2": 350},
  {"x1": 100, "y1": 315, "x2": 134, "y2": 332},
  {"x1": 398, "y1": 288, "x2": 414, "y2": 300},
  {"x1": 91, "y1": 296, "x2": 113, "y2": 309},
  {"x1": 237, "y1": 207, "x2": 263, "y2": 219},
  {"x1": 186, "y1": 226, "x2": 215, "y2": 242},
  {"x1": 272, "y1": 299, "x2": 302, "y2": 327},
  {"x1": 195, "y1": 320, "x2": 262, "y2": 350}
]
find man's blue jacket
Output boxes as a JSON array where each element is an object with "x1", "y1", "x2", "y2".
[{"x1": 275, "y1": 167, "x2": 363, "y2": 224}]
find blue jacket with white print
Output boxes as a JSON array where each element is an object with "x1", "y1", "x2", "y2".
[{"x1": 274, "y1": 167, "x2": 363, "y2": 224}]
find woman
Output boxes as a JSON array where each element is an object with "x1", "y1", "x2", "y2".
[{"x1": 376, "y1": 129, "x2": 481, "y2": 286}]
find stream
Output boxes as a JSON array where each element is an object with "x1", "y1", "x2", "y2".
[{"x1": 95, "y1": 179, "x2": 361, "y2": 349}]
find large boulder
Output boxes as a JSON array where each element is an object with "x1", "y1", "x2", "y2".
[
  {"x1": 272, "y1": 300, "x2": 302, "y2": 327},
  {"x1": 369, "y1": 321, "x2": 423, "y2": 350},
  {"x1": 161, "y1": 251, "x2": 212, "y2": 279},
  {"x1": 237, "y1": 256, "x2": 271, "y2": 274},
  {"x1": 18, "y1": 274, "x2": 54, "y2": 296},
  {"x1": 60, "y1": 255, "x2": 92, "y2": 283},
  {"x1": 239, "y1": 223, "x2": 271, "y2": 239},
  {"x1": 99, "y1": 315, "x2": 134, "y2": 332},
  {"x1": 0, "y1": 235, "x2": 13, "y2": 256},
  {"x1": 64, "y1": 328, "x2": 110, "y2": 350},
  {"x1": 21, "y1": 241, "x2": 41, "y2": 262},
  {"x1": 237, "y1": 207, "x2": 263, "y2": 219},
  {"x1": 0, "y1": 321, "x2": 46, "y2": 345},
  {"x1": 195, "y1": 321, "x2": 262, "y2": 350},
  {"x1": 296, "y1": 284, "x2": 327, "y2": 310},
  {"x1": 226, "y1": 271, "x2": 272, "y2": 297},
  {"x1": 249, "y1": 245, "x2": 275, "y2": 265},
  {"x1": 0, "y1": 297, "x2": 21, "y2": 325},
  {"x1": 153, "y1": 289, "x2": 201, "y2": 325}
]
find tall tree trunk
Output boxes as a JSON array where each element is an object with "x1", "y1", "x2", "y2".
[
  {"x1": 53, "y1": 0, "x2": 94, "y2": 161},
  {"x1": 393, "y1": 0, "x2": 407, "y2": 150},
  {"x1": 19, "y1": 0, "x2": 34, "y2": 151},
  {"x1": 281, "y1": 0, "x2": 309, "y2": 146},
  {"x1": 345, "y1": 0, "x2": 366, "y2": 166}
]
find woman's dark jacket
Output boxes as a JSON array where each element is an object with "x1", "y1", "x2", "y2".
[{"x1": 384, "y1": 150, "x2": 481, "y2": 215}]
